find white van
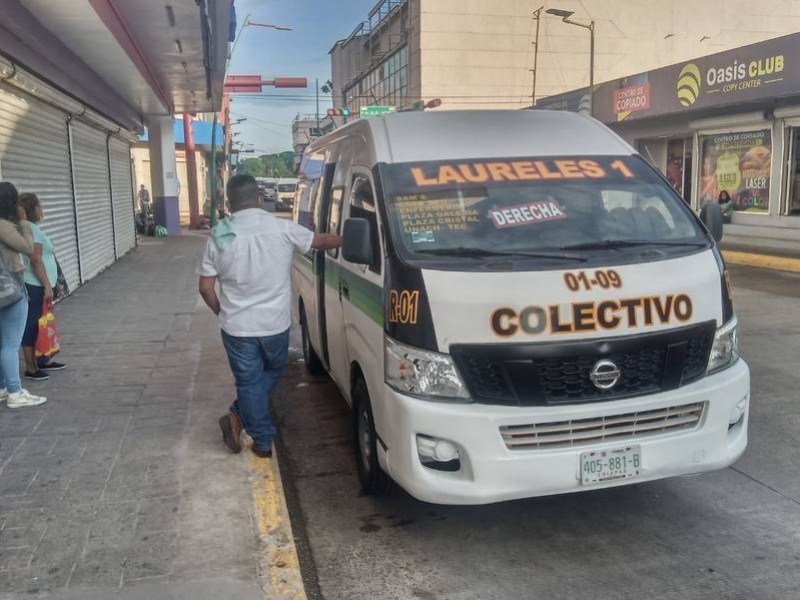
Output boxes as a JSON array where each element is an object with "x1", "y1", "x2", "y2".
[
  {"x1": 291, "y1": 110, "x2": 749, "y2": 505},
  {"x1": 276, "y1": 178, "x2": 298, "y2": 211}
]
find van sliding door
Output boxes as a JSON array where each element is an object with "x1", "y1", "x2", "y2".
[{"x1": 315, "y1": 162, "x2": 336, "y2": 368}]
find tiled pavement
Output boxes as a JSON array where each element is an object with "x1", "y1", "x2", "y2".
[{"x1": 0, "y1": 235, "x2": 265, "y2": 599}]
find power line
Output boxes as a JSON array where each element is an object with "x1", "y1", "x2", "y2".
[{"x1": 230, "y1": 111, "x2": 290, "y2": 128}]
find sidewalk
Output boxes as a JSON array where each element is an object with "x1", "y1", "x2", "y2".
[
  {"x1": 720, "y1": 225, "x2": 800, "y2": 273},
  {"x1": 0, "y1": 235, "x2": 298, "y2": 600}
]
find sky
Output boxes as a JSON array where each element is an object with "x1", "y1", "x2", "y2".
[{"x1": 228, "y1": 0, "x2": 376, "y2": 156}]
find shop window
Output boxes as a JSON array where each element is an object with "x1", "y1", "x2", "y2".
[
  {"x1": 700, "y1": 130, "x2": 771, "y2": 214},
  {"x1": 666, "y1": 138, "x2": 692, "y2": 204},
  {"x1": 785, "y1": 128, "x2": 800, "y2": 216}
]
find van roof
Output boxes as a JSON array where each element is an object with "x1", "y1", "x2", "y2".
[{"x1": 312, "y1": 110, "x2": 635, "y2": 165}]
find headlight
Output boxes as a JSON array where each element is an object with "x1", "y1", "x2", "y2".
[
  {"x1": 707, "y1": 317, "x2": 739, "y2": 374},
  {"x1": 384, "y1": 335, "x2": 471, "y2": 401}
]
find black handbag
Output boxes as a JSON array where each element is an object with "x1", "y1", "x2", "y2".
[{"x1": 53, "y1": 258, "x2": 70, "y2": 302}]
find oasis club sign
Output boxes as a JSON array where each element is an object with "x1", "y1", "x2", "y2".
[{"x1": 588, "y1": 32, "x2": 800, "y2": 123}]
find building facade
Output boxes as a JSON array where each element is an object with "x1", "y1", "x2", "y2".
[
  {"x1": 0, "y1": 0, "x2": 231, "y2": 290},
  {"x1": 538, "y1": 32, "x2": 800, "y2": 244},
  {"x1": 132, "y1": 118, "x2": 225, "y2": 225},
  {"x1": 292, "y1": 114, "x2": 335, "y2": 172},
  {"x1": 331, "y1": 0, "x2": 800, "y2": 115}
]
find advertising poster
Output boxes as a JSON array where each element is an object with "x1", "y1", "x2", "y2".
[{"x1": 699, "y1": 130, "x2": 771, "y2": 213}]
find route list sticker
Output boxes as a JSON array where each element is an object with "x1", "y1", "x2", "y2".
[
  {"x1": 489, "y1": 199, "x2": 566, "y2": 229},
  {"x1": 394, "y1": 193, "x2": 481, "y2": 235}
]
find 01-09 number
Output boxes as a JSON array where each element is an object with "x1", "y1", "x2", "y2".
[{"x1": 564, "y1": 270, "x2": 622, "y2": 292}]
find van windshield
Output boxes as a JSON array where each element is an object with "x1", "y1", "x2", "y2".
[
  {"x1": 380, "y1": 155, "x2": 708, "y2": 268},
  {"x1": 278, "y1": 184, "x2": 296, "y2": 193}
]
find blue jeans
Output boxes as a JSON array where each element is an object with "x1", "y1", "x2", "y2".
[
  {"x1": 0, "y1": 296, "x2": 28, "y2": 393},
  {"x1": 221, "y1": 328, "x2": 290, "y2": 450}
]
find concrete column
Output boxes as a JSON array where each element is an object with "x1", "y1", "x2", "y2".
[{"x1": 147, "y1": 115, "x2": 181, "y2": 235}]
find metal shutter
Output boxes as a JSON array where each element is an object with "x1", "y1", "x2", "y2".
[
  {"x1": 71, "y1": 120, "x2": 115, "y2": 282},
  {"x1": 108, "y1": 136, "x2": 135, "y2": 257},
  {"x1": 0, "y1": 83, "x2": 80, "y2": 290}
]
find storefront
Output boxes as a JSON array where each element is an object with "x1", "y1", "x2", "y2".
[
  {"x1": 0, "y1": 70, "x2": 137, "y2": 291},
  {"x1": 536, "y1": 32, "x2": 800, "y2": 238}
]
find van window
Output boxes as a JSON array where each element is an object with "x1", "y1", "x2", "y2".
[
  {"x1": 380, "y1": 155, "x2": 707, "y2": 270},
  {"x1": 327, "y1": 187, "x2": 344, "y2": 257},
  {"x1": 294, "y1": 180, "x2": 319, "y2": 231},
  {"x1": 349, "y1": 175, "x2": 381, "y2": 273}
]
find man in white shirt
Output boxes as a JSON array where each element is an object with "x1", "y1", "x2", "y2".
[{"x1": 198, "y1": 175, "x2": 341, "y2": 458}]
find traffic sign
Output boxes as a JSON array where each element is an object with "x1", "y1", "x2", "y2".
[{"x1": 360, "y1": 105, "x2": 396, "y2": 118}]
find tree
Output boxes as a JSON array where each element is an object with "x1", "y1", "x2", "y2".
[
  {"x1": 236, "y1": 151, "x2": 296, "y2": 177},
  {"x1": 237, "y1": 157, "x2": 266, "y2": 177}
]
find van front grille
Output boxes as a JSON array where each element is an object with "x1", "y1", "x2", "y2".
[
  {"x1": 500, "y1": 402, "x2": 705, "y2": 450},
  {"x1": 451, "y1": 321, "x2": 716, "y2": 406}
]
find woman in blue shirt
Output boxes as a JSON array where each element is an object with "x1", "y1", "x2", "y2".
[{"x1": 19, "y1": 193, "x2": 66, "y2": 381}]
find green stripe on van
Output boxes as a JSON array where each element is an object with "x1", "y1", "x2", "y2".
[{"x1": 294, "y1": 252, "x2": 383, "y2": 326}]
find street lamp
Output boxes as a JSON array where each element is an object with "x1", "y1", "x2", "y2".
[
  {"x1": 530, "y1": 6, "x2": 544, "y2": 106},
  {"x1": 546, "y1": 8, "x2": 595, "y2": 115},
  {"x1": 208, "y1": 14, "x2": 293, "y2": 226},
  {"x1": 248, "y1": 21, "x2": 292, "y2": 31}
]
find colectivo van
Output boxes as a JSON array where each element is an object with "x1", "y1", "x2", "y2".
[{"x1": 291, "y1": 110, "x2": 749, "y2": 505}]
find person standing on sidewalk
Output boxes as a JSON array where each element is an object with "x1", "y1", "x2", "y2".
[
  {"x1": 198, "y1": 174, "x2": 341, "y2": 458},
  {"x1": 19, "y1": 193, "x2": 66, "y2": 381},
  {"x1": 0, "y1": 183, "x2": 46, "y2": 408}
]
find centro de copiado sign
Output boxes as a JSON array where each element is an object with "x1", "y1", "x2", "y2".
[{"x1": 542, "y1": 32, "x2": 800, "y2": 124}]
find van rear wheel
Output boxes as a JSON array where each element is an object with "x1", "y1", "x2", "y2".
[
  {"x1": 353, "y1": 377, "x2": 394, "y2": 496},
  {"x1": 300, "y1": 308, "x2": 325, "y2": 375}
]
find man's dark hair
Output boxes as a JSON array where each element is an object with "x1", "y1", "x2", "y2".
[
  {"x1": 0, "y1": 182, "x2": 19, "y2": 223},
  {"x1": 226, "y1": 174, "x2": 260, "y2": 211}
]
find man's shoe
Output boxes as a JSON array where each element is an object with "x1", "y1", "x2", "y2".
[
  {"x1": 39, "y1": 361, "x2": 67, "y2": 371},
  {"x1": 25, "y1": 370, "x2": 50, "y2": 381},
  {"x1": 251, "y1": 444, "x2": 273, "y2": 459},
  {"x1": 8, "y1": 389, "x2": 47, "y2": 409},
  {"x1": 219, "y1": 413, "x2": 242, "y2": 454},
  {"x1": 230, "y1": 412, "x2": 242, "y2": 450}
]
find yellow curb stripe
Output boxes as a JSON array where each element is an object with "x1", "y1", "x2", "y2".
[
  {"x1": 723, "y1": 250, "x2": 800, "y2": 274},
  {"x1": 249, "y1": 452, "x2": 307, "y2": 600}
]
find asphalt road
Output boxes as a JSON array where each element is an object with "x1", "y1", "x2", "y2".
[{"x1": 273, "y1": 264, "x2": 800, "y2": 600}]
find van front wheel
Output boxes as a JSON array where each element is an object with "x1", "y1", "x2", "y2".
[
  {"x1": 353, "y1": 377, "x2": 394, "y2": 496},
  {"x1": 300, "y1": 308, "x2": 325, "y2": 375}
]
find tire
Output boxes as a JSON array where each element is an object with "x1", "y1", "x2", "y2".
[
  {"x1": 300, "y1": 308, "x2": 325, "y2": 375},
  {"x1": 353, "y1": 377, "x2": 394, "y2": 496}
]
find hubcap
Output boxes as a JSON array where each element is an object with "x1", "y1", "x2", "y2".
[{"x1": 358, "y1": 407, "x2": 372, "y2": 473}]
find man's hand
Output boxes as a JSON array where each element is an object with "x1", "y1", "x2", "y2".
[
  {"x1": 311, "y1": 233, "x2": 342, "y2": 250},
  {"x1": 198, "y1": 276, "x2": 221, "y2": 315}
]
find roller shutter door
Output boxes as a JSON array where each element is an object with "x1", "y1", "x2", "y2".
[
  {"x1": 71, "y1": 120, "x2": 115, "y2": 282},
  {"x1": 108, "y1": 136, "x2": 135, "y2": 257},
  {"x1": 0, "y1": 83, "x2": 80, "y2": 291}
]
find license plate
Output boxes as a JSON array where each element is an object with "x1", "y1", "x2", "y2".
[{"x1": 580, "y1": 445, "x2": 641, "y2": 485}]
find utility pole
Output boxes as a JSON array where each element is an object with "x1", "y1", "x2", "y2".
[
  {"x1": 546, "y1": 8, "x2": 595, "y2": 116},
  {"x1": 315, "y1": 77, "x2": 320, "y2": 131},
  {"x1": 531, "y1": 6, "x2": 543, "y2": 107}
]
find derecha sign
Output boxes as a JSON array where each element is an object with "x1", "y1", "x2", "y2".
[{"x1": 538, "y1": 32, "x2": 800, "y2": 124}]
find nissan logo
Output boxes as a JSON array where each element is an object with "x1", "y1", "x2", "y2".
[{"x1": 590, "y1": 359, "x2": 621, "y2": 390}]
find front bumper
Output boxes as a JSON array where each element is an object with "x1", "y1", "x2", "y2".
[{"x1": 379, "y1": 359, "x2": 750, "y2": 505}]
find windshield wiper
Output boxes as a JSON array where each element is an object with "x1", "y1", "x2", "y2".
[
  {"x1": 415, "y1": 247, "x2": 588, "y2": 261},
  {"x1": 560, "y1": 239, "x2": 707, "y2": 251}
]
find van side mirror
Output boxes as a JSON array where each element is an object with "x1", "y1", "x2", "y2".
[
  {"x1": 342, "y1": 218, "x2": 374, "y2": 265},
  {"x1": 699, "y1": 201, "x2": 724, "y2": 243}
]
